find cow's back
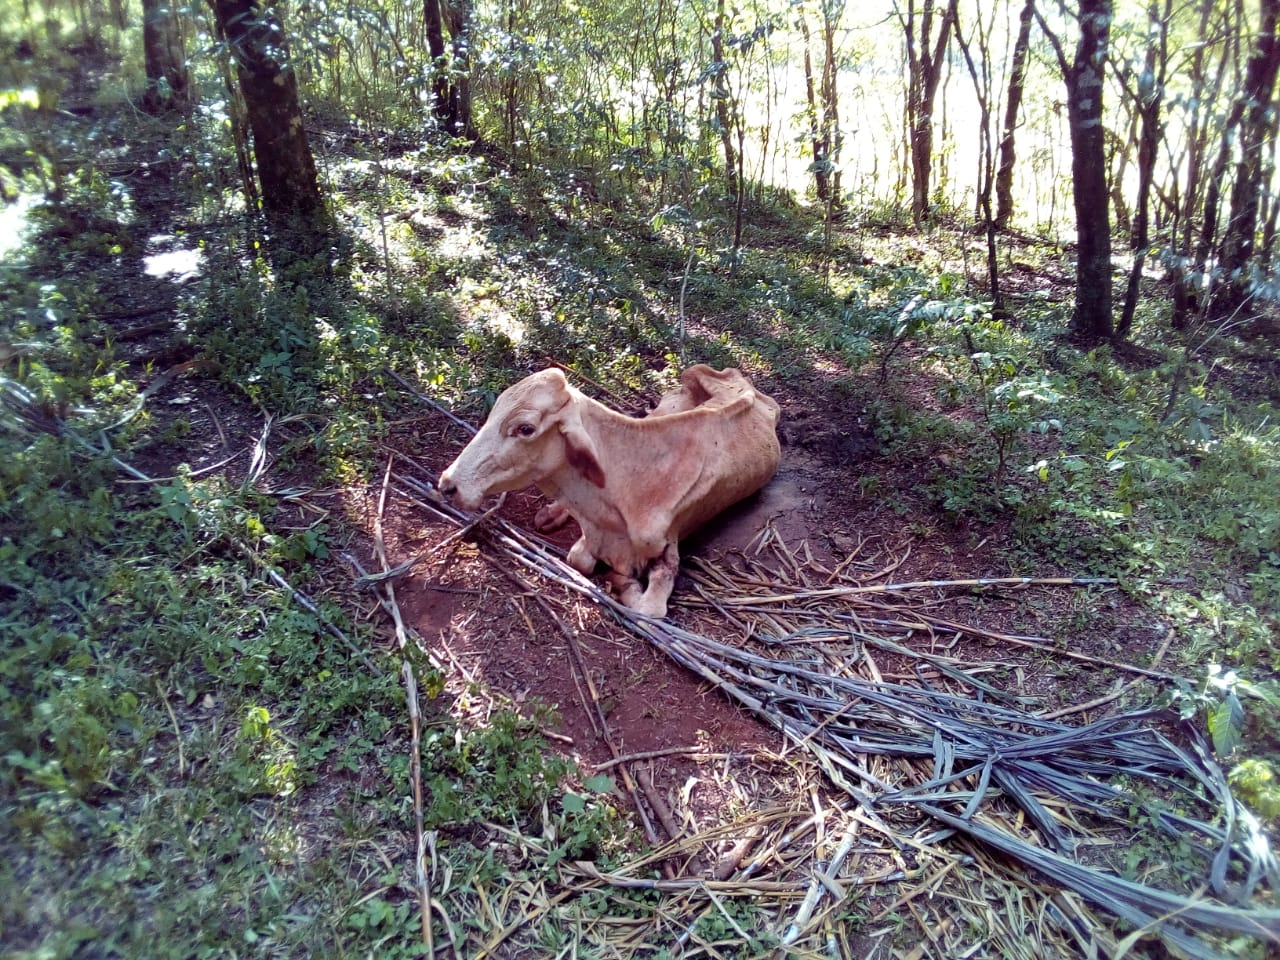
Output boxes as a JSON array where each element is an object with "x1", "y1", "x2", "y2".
[{"x1": 666, "y1": 371, "x2": 781, "y2": 539}]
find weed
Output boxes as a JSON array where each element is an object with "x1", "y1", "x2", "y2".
[
  {"x1": 692, "y1": 896, "x2": 779, "y2": 955},
  {"x1": 6, "y1": 57, "x2": 1280, "y2": 957},
  {"x1": 1229, "y1": 760, "x2": 1280, "y2": 820}
]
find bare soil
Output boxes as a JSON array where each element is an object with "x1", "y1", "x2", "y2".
[
  {"x1": 361, "y1": 374, "x2": 1168, "y2": 831},
  {"x1": 10, "y1": 57, "x2": 1225, "y2": 958}
]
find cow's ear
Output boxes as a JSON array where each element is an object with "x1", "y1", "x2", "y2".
[{"x1": 560, "y1": 422, "x2": 607, "y2": 488}]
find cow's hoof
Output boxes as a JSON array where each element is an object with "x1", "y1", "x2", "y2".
[{"x1": 629, "y1": 596, "x2": 670, "y2": 619}]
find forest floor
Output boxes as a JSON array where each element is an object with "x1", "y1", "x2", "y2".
[
  {"x1": 4, "y1": 62, "x2": 1279, "y2": 960},
  {"x1": 121, "y1": 335, "x2": 1180, "y2": 958},
  {"x1": 112, "y1": 233, "x2": 1201, "y2": 960}
]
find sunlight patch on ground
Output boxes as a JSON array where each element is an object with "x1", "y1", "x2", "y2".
[
  {"x1": 436, "y1": 221, "x2": 489, "y2": 264},
  {"x1": 478, "y1": 304, "x2": 525, "y2": 345},
  {"x1": 143, "y1": 235, "x2": 204, "y2": 281},
  {"x1": 453, "y1": 276, "x2": 525, "y2": 344}
]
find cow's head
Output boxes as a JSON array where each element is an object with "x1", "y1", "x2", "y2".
[{"x1": 438, "y1": 368, "x2": 606, "y2": 509}]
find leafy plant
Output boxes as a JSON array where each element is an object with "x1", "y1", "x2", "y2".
[
  {"x1": 1163, "y1": 666, "x2": 1280, "y2": 761},
  {"x1": 1229, "y1": 760, "x2": 1280, "y2": 820}
]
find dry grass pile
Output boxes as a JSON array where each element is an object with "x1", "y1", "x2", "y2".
[{"x1": 391, "y1": 445, "x2": 1280, "y2": 958}]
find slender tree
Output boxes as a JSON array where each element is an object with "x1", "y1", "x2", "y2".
[
  {"x1": 1167, "y1": 0, "x2": 1231, "y2": 329},
  {"x1": 898, "y1": 0, "x2": 959, "y2": 225},
  {"x1": 424, "y1": 0, "x2": 450, "y2": 130},
  {"x1": 1116, "y1": 0, "x2": 1170, "y2": 339},
  {"x1": 954, "y1": 5, "x2": 1004, "y2": 317},
  {"x1": 710, "y1": 0, "x2": 741, "y2": 198},
  {"x1": 800, "y1": 15, "x2": 829, "y2": 202},
  {"x1": 1215, "y1": 0, "x2": 1280, "y2": 316},
  {"x1": 995, "y1": 0, "x2": 1036, "y2": 229},
  {"x1": 1261, "y1": 106, "x2": 1280, "y2": 268},
  {"x1": 819, "y1": 0, "x2": 843, "y2": 210},
  {"x1": 209, "y1": 0, "x2": 329, "y2": 243},
  {"x1": 799, "y1": 0, "x2": 843, "y2": 210},
  {"x1": 425, "y1": 0, "x2": 475, "y2": 138},
  {"x1": 1196, "y1": 4, "x2": 1249, "y2": 277},
  {"x1": 1037, "y1": 0, "x2": 1115, "y2": 342},
  {"x1": 441, "y1": 0, "x2": 475, "y2": 138},
  {"x1": 140, "y1": 0, "x2": 191, "y2": 112}
]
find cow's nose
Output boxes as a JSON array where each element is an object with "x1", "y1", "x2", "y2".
[{"x1": 438, "y1": 476, "x2": 457, "y2": 499}]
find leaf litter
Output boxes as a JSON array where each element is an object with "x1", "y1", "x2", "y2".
[
  {"x1": 389, "y1": 438, "x2": 1280, "y2": 959},
  {"x1": 9, "y1": 376, "x2": 1278, "y2": 958}
]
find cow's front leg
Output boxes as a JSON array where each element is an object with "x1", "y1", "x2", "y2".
[
  {"x1": 622, "y1": 543, "x2": 679, "y2": 619},
  {"x1": 606, "y1": 570, "x2": 647, "y2": 611},
  {"x1": 637, "y1": 543, "x2": 679, "y2": 617},
  {"x1": 534, "y1": 500, "x2": 573, "y2": 532},
  {"x1": 567, "y1": 536, "x2": 598, "y2": 575}
]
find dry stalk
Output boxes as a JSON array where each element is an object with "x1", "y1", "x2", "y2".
[
  {"x1": 635, "y1": 765, "x2": 685, "y2": 849},
  {"x1": 388, "y1": 388, "x2": 1280, "y2": 957},
  {"x1": 373, "y1": 455, "x2": 433, "y2": 956},
  {"x1": 593, "y1": 745, "x2": 725, "y2": 771}
]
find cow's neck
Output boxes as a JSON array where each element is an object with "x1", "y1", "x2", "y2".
[
  {"x1": 573, "y1": 392, "x2": 642, "y2": 465},
  {"x1": 539, "y1": 395, "x2": 637, "y2": 528}
]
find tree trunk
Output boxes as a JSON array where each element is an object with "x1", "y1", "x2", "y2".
[
  {"x1": 502, "y1": 0, "x2": 519, "y2": 149},
  {"x1": 994, "y1": 0, "x2": 1034, "y2": 229},
  {"x1": 211, "y1": 10, "x2": 257, "y2": 213},
  {"x1": 1107, "y1": 123, "x2": 1132, "y2": 238},
  {"x1": 1261, "y1": 108, "x2": 1280, "y2": 268},
  {"x1": 1037, "y1": 0, "x2": 1114, "y2": 341},
  {"x1": 1197, "y1": 8, "x2": 1250, "y2": 275},
  {"x1": 711, "y1": 0, "x2": 740, "y2": 198},
  {"x1": 442, "y1": 0, "x2": 475, "y2": 139},
  {"x1": 900, "y1": 0, "x2": 959, "y2": 225},
  {"x1": 800, "y1": 17, "x2": 830, "y2": 203},
  {"x1": 424, "y1": 0, "x2": 451, "y2": 132},
  {"x1": 141, "y1": 0, "x2": 191, "y2": 112},
  {"x1": 1068, "y1": 0, "x2": 1114, "y2": 341},
  {"x1": 1170, "y1": 0, "x2": 1232, "y2": 329},
  {"x1": 1117, "y1": 0, "x2": 1168, "y2": 340},
  {"x1": 954, "y1": 6, "x2": 1004, "y2": 318},
  {"x1": 820, "y1": 2, "x2": 843, "y2": 209},
  {"x1": 210, "y1": 0, "x2": 328, "y2": 243},
  {"x1": 1215, "y1": 0, "x2": 1280, "y2": 317}
]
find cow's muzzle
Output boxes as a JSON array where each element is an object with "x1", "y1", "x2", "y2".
[{"x1": 437, "y1": 469, "x2": 482, "y2": 509}]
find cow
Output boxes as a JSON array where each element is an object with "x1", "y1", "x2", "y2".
[{"x1": 437, "y1": 364, "x2": 781, "y2": 618}]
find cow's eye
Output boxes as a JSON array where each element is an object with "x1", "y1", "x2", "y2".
[{"x1": 515, "y1": 423, "x2": 536, "y2": 438}]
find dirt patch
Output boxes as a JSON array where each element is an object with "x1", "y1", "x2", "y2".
[
  {"x1": 684, "y1": 446, "x2": 829, "y2": 557},
  {"x1": 385, "y1": 372, "x2": 1172, "y2": 823},
  {"x1": 386, "y1": 467, "x2": 781, "y2": 767}
]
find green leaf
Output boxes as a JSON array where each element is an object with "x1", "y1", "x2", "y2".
[
  {"x1": 562, "y1": 792, "x2": 586, "y2": 814},
  {"x1": 582, "y1": 773, "x2": 615, "y2": 793},
  {"x1": 1208, "y1": 695, "x2": 1243, "y2": 758},
  {"x1": 1236, "y1": 681, "x2": 1280, "y2": 710}
]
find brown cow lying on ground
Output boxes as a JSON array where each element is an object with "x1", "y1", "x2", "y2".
[{"x1": 438, "y1": 364, "x2": 781, "y2": 618}]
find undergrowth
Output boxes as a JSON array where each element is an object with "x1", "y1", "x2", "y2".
[
  {"x1": 3, "y1": 82, "x2": 1278, "y2": 956},
  {"x1": 0, "y1": 216, "x2": 629, "y2": 956}
]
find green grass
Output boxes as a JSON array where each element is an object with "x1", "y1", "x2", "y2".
[
  {"x1": 0, "y1": 313, "x2": 625, "y2": 957},
  {"x1": 3, "y1": 70, "x2": 1279, "y2": 955}
]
